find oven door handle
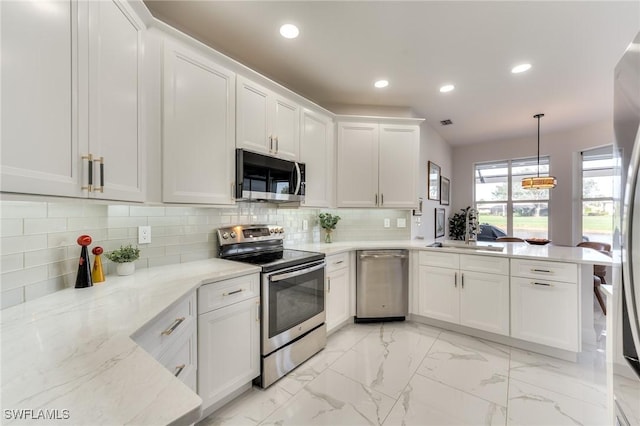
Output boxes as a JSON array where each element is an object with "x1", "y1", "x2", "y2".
[{"x1": 270, "y1": 262, "x2": 325, "y2": 282}]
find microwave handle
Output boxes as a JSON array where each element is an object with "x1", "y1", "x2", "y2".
[{"x1": 294, "y1": 162, "x2": 302, "y2": 195}]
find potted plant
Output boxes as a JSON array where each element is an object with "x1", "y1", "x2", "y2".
[
  {"x1": 448, "y1": 207, "x2": 480, "y2": 241},
  {"x1": 105, "y1": 244, "x2": 140, "y2": 276},
  {"x1": 318, "y1": 213, "x2": 341, "y2": 243}
]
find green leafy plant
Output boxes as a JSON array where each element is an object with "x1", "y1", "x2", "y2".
[
  {"x1": 448, "y1": 207, "x2": 480, "y2": 240},
  {"x1": 318, "y1": 213, "x2": 341, "y2": 231},
  {"x1": 105, "y1": 244, "x2": 140, "y2": 263}
]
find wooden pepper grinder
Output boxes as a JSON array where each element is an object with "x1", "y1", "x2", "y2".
[
  {"x1": 92, "y1": 246, "x2": 105, "y2": 284},
  {"x1": 75, "y1": 235, "x2": 93, "y2": 289}
]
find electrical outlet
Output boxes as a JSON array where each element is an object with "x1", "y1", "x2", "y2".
[
  {"x1": 397, "y1": 218, "x2": 407, "y2": 228},
  {"x1": 384, "y1": 218, "x2": 391, "y2": 228},
  {"x1": 138, "y1": 226, "x2": 151, "y2": 244},
  {"x1": 302, "y1": 219, "x2": 308, "y2": 231}
]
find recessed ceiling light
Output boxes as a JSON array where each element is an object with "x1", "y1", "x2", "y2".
[
  {"x1": 279, "y1": 24, "x2": 299, "y2": 39},
  {"x1": 439, "y1": 84, "x2": 455, "y2": 93},
  {"x1": 511, "y1": 63, "x2": 532, "y2": 74},
  {"x1": 374, "y1": 80, "x2": 389, "y2": 88}
]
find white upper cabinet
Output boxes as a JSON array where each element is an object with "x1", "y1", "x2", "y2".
[
  {"x1": 336, "y1": 118, "x2": 421, "y2": 208},
  {"x1": 236, "y1": 75, "x2": 299, "y2": 161},
  {"x1": 162, "y1": 41, "x2": 236, "y2": 204},
  {"x1": 336, "y1": 122, "x2": 379, "y2": 207},
  {"x1": 1, "y1": 0, "x2": 145, "y2": 201},
  {"x1": 1, "y1": 0, "x2": 81, "y2": 197},
  {"x1": 300, "y1": 108, "x2": 334, "y2": 207},
  {"x1": 378, "y1": 124, "x2": 419, "y2": 208},
  {"x1": 86, "y1": 0, "x2": 145, "y2": 201}
]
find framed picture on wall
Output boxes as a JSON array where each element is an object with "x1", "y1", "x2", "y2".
[
  {"x1": 435, "y1": 208, "x2": 446, "y2": 238},
  {"x1": 440, "y1": 176, "x2": 450, "y2": 206},
  {"x1": 428, "y1": 161, "x2": 441, "y2": 200}
]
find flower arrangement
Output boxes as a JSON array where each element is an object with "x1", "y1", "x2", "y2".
[
  {"x1": 448, "y1": 207, "x2": 479, "y2": 241},
  {"x1": 318, "y1": 213, "x2": 341, "y2": 243},
  {"x1": 105, "y1": 244, "x2": 140, "y2": 263}
]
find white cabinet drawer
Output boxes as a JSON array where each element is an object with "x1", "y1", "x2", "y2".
[
  {"x1": 133, "y1": 292, "x2": 196, "y2": 358},
  {"x1": 510, "y1": 259, "x2": 577, "y2": 283},
  {"x1": 460, "y1": 254, "x2": 509, "y2": 275},
  {"x1": 198, "y1": 273, "x2": 260, "y2": 314},
  {"x1": 158, "y1": 328, "x2": 197, "y2": 392},
  {"x1": 326, "y1": 252, "x2": 349, "y2": 273},
  {"x1": 419, "y1": 251, "x2": 459, "y2": 269}
]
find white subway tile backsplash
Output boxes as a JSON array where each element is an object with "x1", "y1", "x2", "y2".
[
  {"x1": 1, "y1": 235, "x2": 47, "y2": 255},
  {"x1": 1, "y1": 219, "x2": 23, "y2": 237},
  {"x1": 1, "y1": 287, "x2": 24, "y2": 309},
  {"x1": 24, "y1": 218, "x2": 67, "y2": 235},
  {"x1": 1, "y1": 200, "x2": 410, "y2": 308},
  {"x1": 1, "y1": 201, "x2": 47, "y2": 218}
]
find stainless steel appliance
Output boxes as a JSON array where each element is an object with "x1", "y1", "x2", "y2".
[
  {"x1": 235, "y1": 149, "x2": 305, "y2": 203},
  {"x1": 355, "y1": 250, "x2": 408, "y2": 321},
  {"x1": 217, "y1": 224, "x2": 326, "y2": 388},
  {"x1": 613, "y1": 31, "x2": 640, "y2": 426}
]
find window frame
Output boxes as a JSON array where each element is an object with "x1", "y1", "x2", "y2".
[
  {"x1": 580, "y1": 145, "x2": 614, "y2": 244},
  {"x1": 473, "y1": 156, "x2": 552, "y2": 238}
]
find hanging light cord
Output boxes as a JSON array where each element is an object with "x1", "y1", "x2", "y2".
[{"x1": 534, "y1": 113, "x2": 544, "y2": 178}]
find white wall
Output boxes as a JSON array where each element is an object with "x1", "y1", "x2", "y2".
[
  {"x1": 451, "y1": 118, "x2": 613, "y2": 246},
  {"x1": 411, "y1": 122, "x2": 453, "y2": 241}
]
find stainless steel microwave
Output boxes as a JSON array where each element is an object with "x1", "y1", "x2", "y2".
[{"x1": 235, "y1": 149, "x2": 305, "y2": 203}]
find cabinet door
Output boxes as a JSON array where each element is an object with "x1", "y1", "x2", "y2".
[
  {"x1": 336, "y1": 122, "x2": 379, "y2": 207},
  {"x1": 378, "y1": 124, "x2": 419, "y2": 208},
  {"x1": 510, "y1": 277, "x2": 579, "y2": 351},
  {"x1": 272, "y1": 95, "x2": 299, "y2": 161},
  {"x1": 1, "y1": 0, "x2": 83, "y2": 197},
  {"x1": 163, "y1": 42, "x2": 236, "y2": 204},
  {"x1": 198, "y1": 297, "x2": 260, "y2": 410},
  {"x1": 459, "y1": 271, "x2": 510, "y2": 336},
  {"x1": 87, "y1": 0, "x2": 144, "y2": 201},
  {"x1": 300, "y1": 109, "x2": 333, "y2": 207},
  {"x1": 236, "y1": 76, "x2": 271, "y2": 155},
  {"x1": 326, "y1": 267, "x2": 350, "y2": 333},
  {"x1": 418, "y1": 266, "x2": 459, "y2": 323}
]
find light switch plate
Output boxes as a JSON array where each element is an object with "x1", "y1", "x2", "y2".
[
  {"x1": 138, "y1": 226, "x2": 151, "y2": 244},
  {"x1": 384, "y1": 218, "x2": 391, "y2": 228},
  {"x1": 302, "y1": 219, "x2": 308, "y2": 231},
  {"x1": 397, "y1": 218, "x2": 407, "y2": 228}
]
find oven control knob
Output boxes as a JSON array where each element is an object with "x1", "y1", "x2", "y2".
[
  {"x1": 230, "y1": 231, "x2": 237, "y2": 238},
  {"x1": 222, "y1": 232, "x2": 230, "y2": 239},
  {"x1": 269, "y1": 228, "x2": 275, "y2": 234},
  {"x1": 278, "y1": 228, "x2": 284, "y2": 234}
]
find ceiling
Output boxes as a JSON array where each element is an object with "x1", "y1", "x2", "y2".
[{"x1": 143, "y1": 1, "x2": 640, "y2": 146}]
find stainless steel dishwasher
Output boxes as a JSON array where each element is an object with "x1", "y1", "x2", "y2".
[{"x1": 356, "y1": 250, "x2": 409, "y2": 321}]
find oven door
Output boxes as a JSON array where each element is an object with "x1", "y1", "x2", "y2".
[{"x1": 261, "y1": 260, "x2": 325, "y2": 355}]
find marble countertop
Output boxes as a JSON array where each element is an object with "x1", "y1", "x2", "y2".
[
  {"x1": 1, "y1": 258, "x2": 260, "y2": 425},
  {"x1": 287, "y1": 240, "x2": 614, "y2": 265}
]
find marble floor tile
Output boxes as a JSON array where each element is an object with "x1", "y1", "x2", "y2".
[
  {"x1": 509, "y1": 348, "x2": 607, "y2": 407},
  {"x1": 383, "y1": 373, "x2": 507, "y2": 426},
  {"x1": 277, "y1": 346, "x2": 346, "y2": 396},
  {"x1": 507, "y1": 378, "x2": 609, "y2": 426},
  {"x1": 416, "y1": 331, "x2": 510, "y2": 406},
  {"x1": 261, "y1": 368, "x2": 396, "y2": 426},
  {"x1": 197, "y1": 383, "x2": 293, "y2": 426},
  {"x1": 329, "y1": 324, "x2": 438, "y2": 399}
]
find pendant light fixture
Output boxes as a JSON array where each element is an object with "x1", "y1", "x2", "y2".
[{"x1": 522, "y1": 113, "x2": 557, "y2": 190}]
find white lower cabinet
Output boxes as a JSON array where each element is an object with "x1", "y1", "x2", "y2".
[
  {"x1": 510, "y1": 259, "x2": 579, "y2": 351},
  {"x1": 417, "y1": 252, "x2": 510, "y2": 336},
  {"x1": 198, "y1": 274, "x2": 260, "y2": 412},
  {"x1": 325, "y1": 253, "x2": 351, "y2": 333}
]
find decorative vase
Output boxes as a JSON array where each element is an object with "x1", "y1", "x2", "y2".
[
  {"x1": 324, "y1": 229, "x2": 333, "y2": 243},
  {"x1": 116, "y1": 262, "x2": 135, "y2": 276}
]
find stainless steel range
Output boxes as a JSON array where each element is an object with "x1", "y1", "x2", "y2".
[{"x1": 217, "y1": 224, "x2": 326, "y2": 388}]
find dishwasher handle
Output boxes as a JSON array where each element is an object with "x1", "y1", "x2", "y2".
[{"x1": 358, "y1": 252, "x2": 408, "y2": 260}]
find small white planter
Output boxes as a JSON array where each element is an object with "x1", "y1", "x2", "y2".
[{"x1": 116, "y1": 262, "x2": 135, "y2": 276}]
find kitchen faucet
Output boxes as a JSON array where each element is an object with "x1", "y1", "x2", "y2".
[{"x1": 465, "y1": 208, "x2": 478, "y2": 244}]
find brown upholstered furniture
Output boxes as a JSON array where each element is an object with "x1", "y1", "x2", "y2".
[{"x1": 577, "y1": 241, "x2": 612, "y2": 315}]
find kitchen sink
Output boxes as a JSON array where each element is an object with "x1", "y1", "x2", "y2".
[{"x1": 428, "y1": 241, "x2": 505, "y2": 252}]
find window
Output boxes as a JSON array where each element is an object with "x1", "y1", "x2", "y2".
[
  {"x1": 474, "y1": 157, "x2": 550, "y2": 240},
  {"x1": 581, "y1": 146, "x2": 614, "y2": 245}
]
